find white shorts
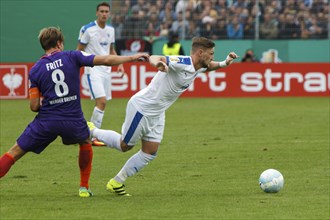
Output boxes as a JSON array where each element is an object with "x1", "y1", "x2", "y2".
[
  {"x1": 121, "y1": 100, "x2": 165, "y2": 146},
  {"x1": 86, "y1": 67, "x2": 112, "y2": 100}
]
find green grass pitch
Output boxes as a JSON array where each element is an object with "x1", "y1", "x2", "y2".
[{"x1": 0, "y1": 98, "x2": 329, "y2": 220}]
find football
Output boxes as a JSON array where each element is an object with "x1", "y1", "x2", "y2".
[{"x1": 259, "y1": 169, "x2": 284, "y2": 193}]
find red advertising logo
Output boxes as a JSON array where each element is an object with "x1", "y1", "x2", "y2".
[
  {"x1": 1, "y1": 62, "x2": 329, "y2": 99},
  {"x1": 0, "y1": 65, "x2": 28, "y2": 99},
  {"x1": 80, "y1": 63, "x2": 329, "y2": 98}
]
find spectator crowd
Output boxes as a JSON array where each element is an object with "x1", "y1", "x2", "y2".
[{"x1": 110, "y1": 0, "x2": 329, "y2": 41}]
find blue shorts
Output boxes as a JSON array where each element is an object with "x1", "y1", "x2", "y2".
[{"x1": 17, "y1": 118, "x2": 90, "y2": 154}]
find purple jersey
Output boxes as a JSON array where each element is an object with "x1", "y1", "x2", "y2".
[{"x1": 29, "y1": 50, "x2": 95, "y2": 120}]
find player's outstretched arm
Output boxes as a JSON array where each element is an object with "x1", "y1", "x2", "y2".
[
  {"x1": 207, "y1": 52, "x2": 239, "y2": 71},
  {"x1": 149, "y1": 55, "x2": 168, "y2": 72},
  {"x1": 93, "y1": 53, "x2": 149, "y2": 66}
]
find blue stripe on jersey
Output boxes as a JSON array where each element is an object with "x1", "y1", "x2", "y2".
[
  {"x1": 123, "y1": 111, "x2": 143, "y2": 144},
  {"x1": 87, "y1": 74, "x2": 95, "y2": 99},
  {"x1": 178, "y1": 57, "x2": 191, "y2": 65},
  {"x1": 166, "y1": 56, "x2": 169, "y2": 65},
  {"x1": 82, "y1": 21, "x2": 96, "y2": 33}
]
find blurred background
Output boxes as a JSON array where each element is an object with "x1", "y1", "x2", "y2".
[{"x1": 1, "y1": 0, "x2": 329, "y2": 63}]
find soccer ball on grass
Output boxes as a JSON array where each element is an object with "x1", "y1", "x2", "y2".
[{"x1": 259, "y1": 169, "x2": 284, "y2": 193}]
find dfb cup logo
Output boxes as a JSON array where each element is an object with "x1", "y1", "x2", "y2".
[{"x1": 0, "y1": 65, "x2": 28, "y2": 99}]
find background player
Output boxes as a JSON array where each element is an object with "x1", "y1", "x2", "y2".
[
  {"x1": 77, "y1": 2, "x2": 124, "y2": 146},
  {"x1": 88, "y1": 37, "x2": 238, "y2": 196},
  {"x1": 0, "y1": 26, "x2": 149, "y2": 198}
]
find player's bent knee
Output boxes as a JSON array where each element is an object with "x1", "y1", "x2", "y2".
[{"x1": 120, "y1": 143, "x2": 134, "y2": 152}]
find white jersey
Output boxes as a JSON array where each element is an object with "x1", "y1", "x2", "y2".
[
  {"x1": 78, "y1": 21, "x2": 115, "y2": 74},
  {"x1": 131, "y1": 56, "x2": 207, "y2": 117}
]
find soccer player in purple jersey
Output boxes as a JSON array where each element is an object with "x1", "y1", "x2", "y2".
[{"x1": 0, "y1": 27, "x2": 149, "y2": 198}]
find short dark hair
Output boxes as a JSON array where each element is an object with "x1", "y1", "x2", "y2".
[
  {"x1": 38, "y1": 27, "x2": 64, "y2": 51},
  {"x1": 191, "y1": 37, "x2": 215, "y2": 52},
  {"x1": 96, "y1": 2, "x2": 110, "y2": 11}
]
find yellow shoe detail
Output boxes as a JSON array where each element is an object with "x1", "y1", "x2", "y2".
[
  {"x1": 106, "y1": 179, "x2": 131, "y2": 196},
  {"x1": 79, "y1": 187, "x2": 93, "y2": 198},
  {"x1": 87, "y1": 121, "x2": 96, "y2": 132}
]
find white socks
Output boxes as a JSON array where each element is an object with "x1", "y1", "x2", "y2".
[
  {"x1": 93, "y1": 128, "x2": 122, "y2": 151},
  {"x1": 91, "y1": 107, "x2": 104, "y2": 128},
  {"x1": 114, "y1": 150, "x2": 156, "y2": 183}
]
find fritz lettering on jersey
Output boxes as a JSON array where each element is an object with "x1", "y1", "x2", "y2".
[{"x1": 46, "y1": 59, "x2": 63, "y2": 71}]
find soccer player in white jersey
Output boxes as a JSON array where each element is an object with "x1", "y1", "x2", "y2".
[
  {"x1": 88, "y1": 37, "x2": 239, "y2": 195},
  {"x1": 77, "y1": 2, "x2": 124, "y2": 146}
]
